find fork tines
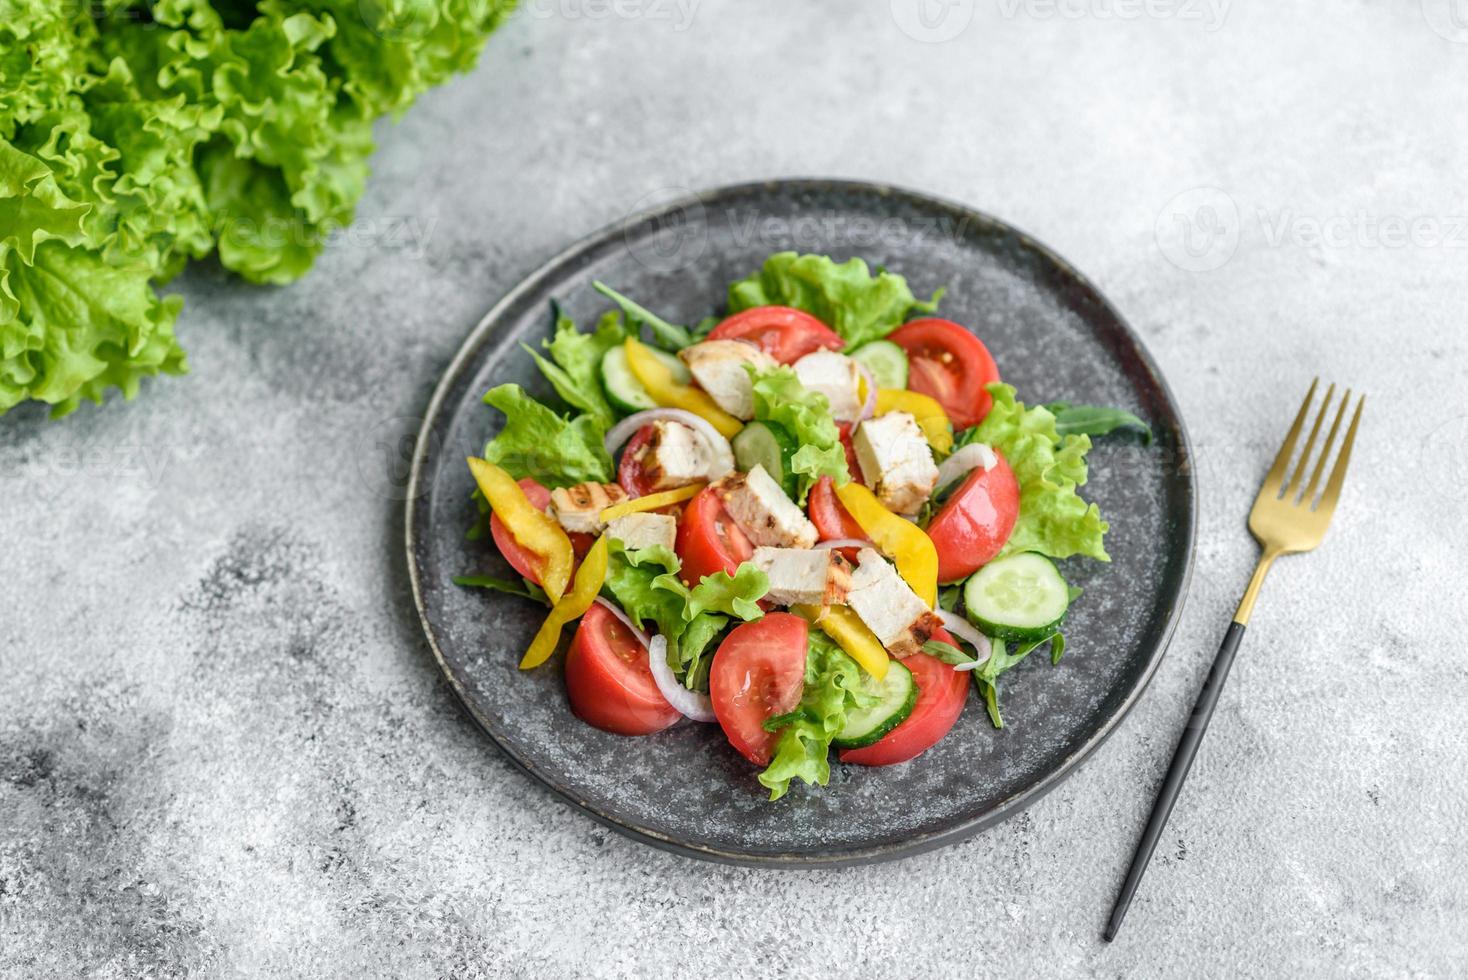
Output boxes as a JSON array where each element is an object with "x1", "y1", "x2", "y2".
[{"x1": 1263, "y1": 378, "x2": 1364, "y2": 514}]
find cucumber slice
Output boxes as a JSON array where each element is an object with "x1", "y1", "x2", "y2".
[
  {"x1": 833, "y1": 660, "x2": 917, "y2": 749},
  {"x1": 731, "y1": 421, "x2": 797, "y2": 495},
  {"x1": 850, "y1": 340, "x2": 909, "y2": 390},
  {"x1": 600, "y1": 345, "x2": 689, "y2": 414},
  {"x1": 963, "y1": 552, "x2": 1071, "y2": 642}
]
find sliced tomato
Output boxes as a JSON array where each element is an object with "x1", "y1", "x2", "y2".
[
  {"x1": 839, "y1": 640, "x2": 969, "y2": 766},
  {"x1": 708, "y1": 306, "x2": 844, "y2": 364},
  {"x1": 616, "y1": 425, "x2": 660, "y2": 499},
  {"x1": 675, "y1": 485, "x2": 753, "y2": 586},
  {"x1": 889, "y1": 318, "x2": 1001, "y2": 430},
  {"x1": 488, "y1": 478, "x2": 593, "y2": 582},
  {"x1": 927, "y1": 451, "x2": 1021, "y2": 583},
  {"x1": 807, "y1": 475, "x2": 870, "y2": 562},
  {"x1": 564, "y1": 603, "x2": 681, "y2": 736},
  {"x1": 835, "y1": 422, "x2": 863, "y2": 485},
  {"x1": 709, "y1": 612, "x2": 809, "y2": 765}
]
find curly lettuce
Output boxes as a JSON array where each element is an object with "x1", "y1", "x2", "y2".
[
  {"x1": 758, "y1": 631, "x2": 876, "y2": 801},
  {"x1": 748, "y1": 365, "x2": 849, "y2": 503},
  {"x1": 601, "y1": 541, "x2": 768, "y2": 691},
  {"x1": 728, "y1": 251, "x2": 942, "y2": 351},
  {"x1": 0, "y1": 0, "x2": 514, "y2": 417},
  {"x1": 960, "y1": 383, "x2": 1109, "y2": 561},
  {"x1": 480, "y1": 383, "x2": 612, "y2": 488}
]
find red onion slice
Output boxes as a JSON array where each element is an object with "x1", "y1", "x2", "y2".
[
  {"x1": 594, "y1": 596, "x2": 649, "y2": 649},
  {"x1": 646, "y1": 634, "x2": 718, "y2": 723},
  {"x1": 816, "y1": 538, "x2": 870, "y2": 551},
  {"x1": 855, "y1": 362, "x2": 878, "y2": 421},
  {"x1": 935, "y1": 610, "x2": 992, "y2": 670},
  {"x1": 935, "y1": 442, "x2": 998, "y2": 490},
  {"x1": 602, "y1": 408, "x2": 734, "y2": 486}
]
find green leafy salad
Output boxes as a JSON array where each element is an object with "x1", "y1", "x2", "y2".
[
  {"x1": 1, "y1": 0, "x2": 513, "y2": 417},
  {"x1": 460, "y1": 251, "x2": 1152, "y2": 800}
]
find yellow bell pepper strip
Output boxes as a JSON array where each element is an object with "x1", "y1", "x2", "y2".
[
  {"x1": 624, "y1": 337, "x2": 743, "y2": 439},
  {"x1": 467, "y1": 457, "x2": 574, "y2": 604},
  {"x1": 793, "y1": 603, "x2": 889, "y2": 680},
  {"x1": 834, "y1": 481, "x2": 939, "y2": 608},
  {"x1": 876, "y1": 388, "x2": 952, "y2": 455},
  {"x1": 521, "y1": 534, "x2": 609, "y2": 669},
  {"x1": 600, "y1": 482, "x2": 705, "y2": 522}
]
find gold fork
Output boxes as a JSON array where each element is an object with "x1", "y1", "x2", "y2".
[{"x1": 1105, "y1": 379, "x2": 1364, "y2": 941}]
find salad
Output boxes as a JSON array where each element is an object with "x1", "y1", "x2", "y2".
[{"x1": 458, "y1": 252, "x2": 1150, "y2": 800}]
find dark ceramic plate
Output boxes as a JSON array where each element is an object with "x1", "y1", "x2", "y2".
[{"x1": 406, "y1": 180, "x2": 1195, "y2": 867}]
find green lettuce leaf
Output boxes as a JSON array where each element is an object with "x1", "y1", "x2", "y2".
[
  {"x1": 0, "y1": 0, "x2": 514, "y2": 417},
  {"x1": 960, "y1": 383, "x2": 1109, "y2": 562},
  {"x1": 748, "y1": 365, "x2": 849, "y2": 503},
  {"x1": 592, "y1": 281, "x2": 694, "y2": 350},
  {"x1": 523, "y1": 307, "x2": 625, "y2": 428},
  {"x1": 728, "y1": 252, "x2": 942, "y2": 351},
  {"x1": 758, "y1": 631, "x2": 876, "y2": 801},
  {"x1": 601, "y1": 541, "x2": 769, "y2": 691},
  {"x1": 480, "y1": 383, "x2": 612, "y2": 487},
  {"x1": 972, "y1": 633, "x2": 1063, "y2": 728}
]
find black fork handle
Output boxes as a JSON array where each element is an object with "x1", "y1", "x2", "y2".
[{"x1": 1103, "y1": 621, "x2": 1247, "y2": 942}]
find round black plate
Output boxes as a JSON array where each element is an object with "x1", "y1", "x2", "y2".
[{"x1": 406, "y1": 180, "x2": 1195, "y2": 867}]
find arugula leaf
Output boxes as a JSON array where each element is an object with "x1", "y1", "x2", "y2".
[
  {"x1": 727, "y1": 252, "x2": 942, "y2": 351},
  {"x1": 1044, "y1": 402, "x2": 1153, "y2": 445},
  {"x1": 922, "y1": 639, "x2": 976, "y2": 666},
  {"x1": 960, "y1": 384, "x2": 1109, "y2": 562},
  {"x1": 938, "y1": 585, "x2": 963, "y2": 613},
  {"x1": 521, "y1": 306, "x2": 625, "y2": 428},
  {"x1": 972, "y1": 633, "x2": 1064, "y2": 728},
  {"x1": 758, "y1": 631, "x2": 877, "y2": 800},
  {"x1": 592, "y1": 281, "x2": 694, "y2": 350},
  {"x1": 480, "y1": 384, "x2": 612, "y2": 487},
  {"x1": 453, "y1": 575, "x2": 550, "y2": 605},
  {"x1": 748, "y1": 365, "x2": 849, "y2": 503}
]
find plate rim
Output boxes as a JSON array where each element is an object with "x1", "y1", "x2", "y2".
[{"x1": 405, "y1": 177, "x2": 1198, "y2": 868}]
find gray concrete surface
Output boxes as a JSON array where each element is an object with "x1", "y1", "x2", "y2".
[{"x1": 4, "y1": 2, "x2": 1467, "y2": 976}]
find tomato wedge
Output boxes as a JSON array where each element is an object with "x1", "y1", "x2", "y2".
[
  {"x1": 489, "y1": 477, "x2": 593, "y2": 582},
  {"x1": 835, "y1": 422, "x2": 863, "y2": 485},
  {"x1": 839, "y1": 636, "x2": 968, "y2": 767},
  {"x1": 888, "y1": 318, "x2": 1001, "y2": 430},
  {"x1": 708, "y1": 306, "x2": 844, "y2": 364},
  {"x1": 616, "y1": 425, "x2": 660, "y2": 499},
  {"x1": 709, "y1": 612, "x2": 809, "y2": 765},
  {"x1": 807, "y1": 476, "x2": 870, "y2": 561},
  {"x1": 564, "y1": 603, "x2": 681, "y2": 736},
  {"x1": 675, "y1": 485, "x2": 753, "y2": 586},
  {"x1": 927, "y1": 451, "x2": 1021, "y2": 583}
]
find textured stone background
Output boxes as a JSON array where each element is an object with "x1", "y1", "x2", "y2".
[{"x1": 3, "y1": 2, "x2": 1467, "y2": 976}]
